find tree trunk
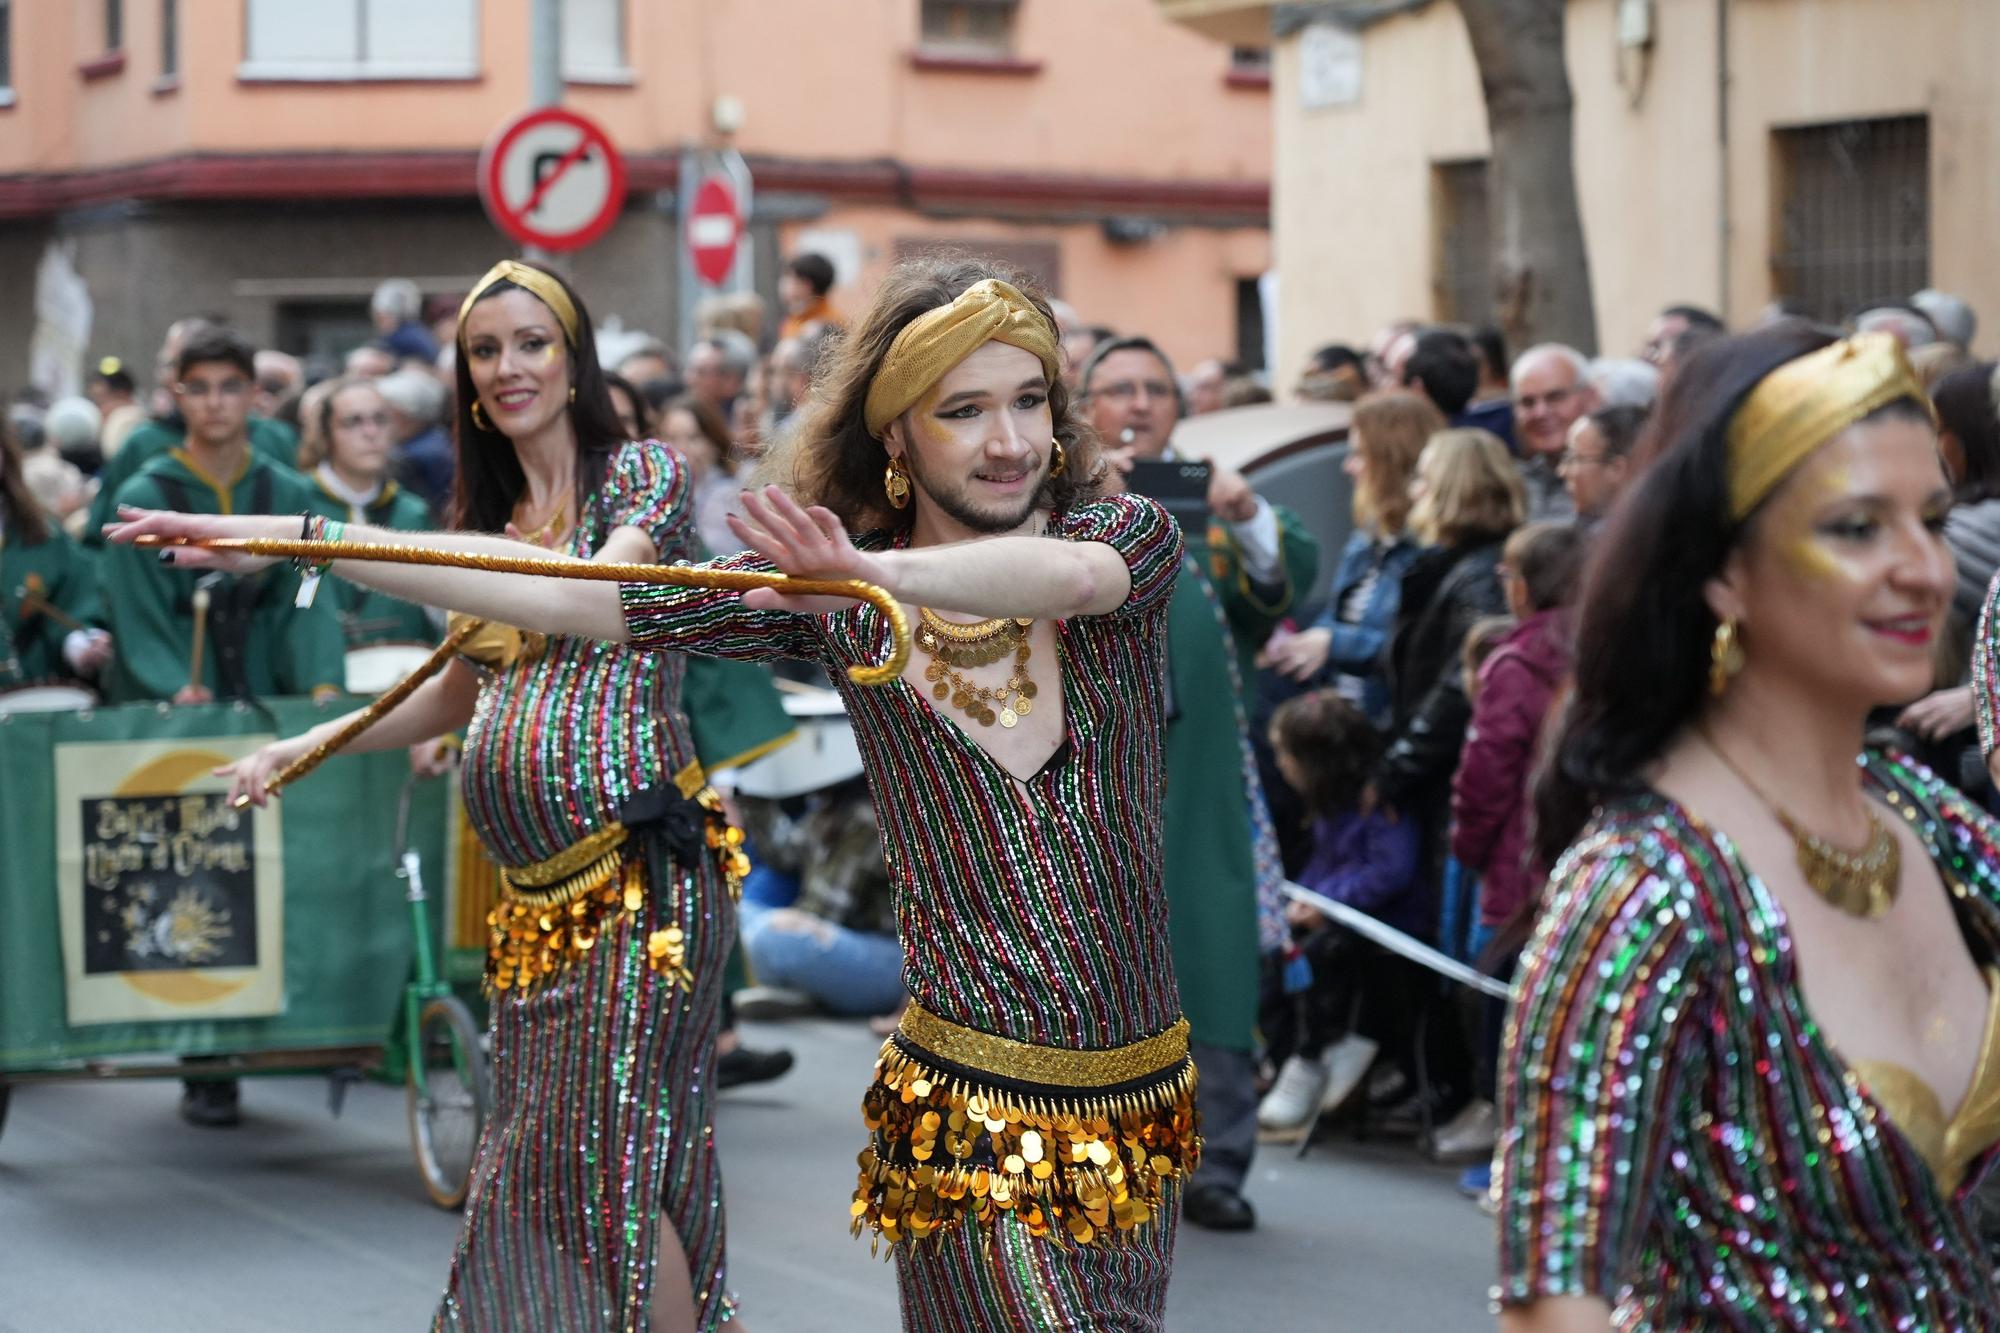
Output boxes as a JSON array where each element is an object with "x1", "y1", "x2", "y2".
[{"x1": 1454, "y1": 0, "x2": 1599, "y2": 354}]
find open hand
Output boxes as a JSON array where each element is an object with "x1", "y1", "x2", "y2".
[
  {"x1": 1259, "y1": 625, "x2": 1332, "y2": 682},
  {"x1": 728, "y1": 485, "x2": 892, "y2": 614},
  {"x1": 103, "y1": 506, "x2": 280, "y2": 574},
  {"x1": 214, "y1": 734, "x2": 314, "y2": 808}
]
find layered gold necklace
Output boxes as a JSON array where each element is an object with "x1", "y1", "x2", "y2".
[
  {"x1": 1703, "y1": 732, "x2": 1900, "y2": 919},
  {"x1": 514, "y1": 484, "x2": 574, "y2": 549},
  {"x1": 917, "y1": 607, "x2": 1037, "y2": 728}
]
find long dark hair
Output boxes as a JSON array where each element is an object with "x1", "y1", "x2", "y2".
[
  {"x1": 1533, "y1": 321, "x2": 1931, "y2": 865},
  {"x1": 449, "y1": 263, "x2": 628, "y2": 534},
  {"x1": 1269, "y1": 689, "x2": 1382, "y2": 820},
  {"x1": 0, "y1": 423, "x2": 48, "y2": 544},
  {"x1": 766, "y1": 253, "x2": 1101, "y2": 534},
  {"x1": 1932, "y1": 360, "x2": 2000, "y2": 504}
]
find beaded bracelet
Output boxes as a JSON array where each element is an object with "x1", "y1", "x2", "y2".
[{"x1": 292, "y1": 512, "x2": 345, "y2": 608}]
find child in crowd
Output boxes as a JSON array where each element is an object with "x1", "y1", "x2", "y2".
[
  {"x1": 1255, "y1": 690, "x2": 1423, "y2": 1136},
  {"x1": 1445, "y1": 519, "x2": 1586, "y2": 1197}
]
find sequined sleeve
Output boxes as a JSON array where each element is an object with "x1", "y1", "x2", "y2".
[
  {"x1": 1055, "y1": 494, "x2": 1185, "y2": 620},
  {"x1": 1494, "y1": 825, "x2": 1712, "y2": 1309},
  {"x1": 618, "y1": 546, "x2": 825, "y2": 664},
  {"x1": 598, "y1": 439, "x2": 694, "y2": 559},
  {"x1": 1975, "y1": 569, "x2": 2000, "y2": 758}
]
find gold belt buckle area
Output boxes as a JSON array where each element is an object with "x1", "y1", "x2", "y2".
[
  {"x1": 498, "y1": 823, "x2": 631, "y2": 909},
  {"x1": 896, "y1": 1003, "x2": 1192, "y2": 1090}
]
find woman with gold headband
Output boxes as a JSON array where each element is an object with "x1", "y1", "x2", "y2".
[
  {"x1": 1496, "y1": 325, "x2": 2000, "y2": 1330},
  {"x1": 181, "y1": 261, "x2": 778, "y2": 1332},
  {"x1": 109, "y1": 256, "x2": 1196, "y2": 1330}
]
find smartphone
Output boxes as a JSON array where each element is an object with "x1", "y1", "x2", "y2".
[{"x1": 1124, "y1": 459, "x2": 1211, "y2": 527}]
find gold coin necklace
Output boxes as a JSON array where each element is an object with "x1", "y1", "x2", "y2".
[
  {"x1": 515, "y1": 484, "x2": 575, "y2": 549},
  {"x1": 918, "y1": 607, "x2": 1037, "y2": 728},
  {"x1": 1702, "y1": 730, "x2": 1900, "y2": 919}
]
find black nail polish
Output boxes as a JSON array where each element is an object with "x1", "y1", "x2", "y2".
[{"x1": 158, "y1": 551, "x2": 176, "y2": 565}]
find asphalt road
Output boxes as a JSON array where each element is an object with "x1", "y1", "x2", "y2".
[{"x1": 0, "y1": 1018, "x2": 1495, "y2": 1331}]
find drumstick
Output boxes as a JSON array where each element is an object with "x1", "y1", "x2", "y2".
[
  {"x1": 18, "y1": 576, "x2": 86, "y2": 632},
  {"x1": 238, "y1": 616, "x2": 485, "y2": 809},
  {"x1": 187, "y1": 580, "x2": 213, "y2": 695},
  {"x1": 133, "y1": 535, "x2": 912, "y2": 687}
]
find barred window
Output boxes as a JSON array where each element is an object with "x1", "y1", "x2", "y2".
[
  {"x1": 1434, "y1": 159, "x2": 1494, "y2": 327},
  {"x1": 1772, "y1": 116, "x2": 1930, "y2": 323}
]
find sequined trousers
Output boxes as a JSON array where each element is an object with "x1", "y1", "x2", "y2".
[
  {"x1": 857, "y1": 1004, "x2": 1199, "y2": 1331},
  {"x1": 432, "y1": 830, "x2": 736, "y2": 1332}
]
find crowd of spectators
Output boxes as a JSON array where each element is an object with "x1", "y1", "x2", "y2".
[{"x1": 9, "y1": 257, "x2": 1995, "y2": 1235}]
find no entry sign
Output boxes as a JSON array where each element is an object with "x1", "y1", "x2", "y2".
[
  {"x1": 478, "y1": 106, "x2": 627, "y2": 252},
  {"x1": 686, "y1": 176, "x2": 744, "y2": 287}
]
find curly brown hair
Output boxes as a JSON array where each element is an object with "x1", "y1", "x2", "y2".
[{"x1": 759, "y1": 253, "x2": 1103, "y2": 534}]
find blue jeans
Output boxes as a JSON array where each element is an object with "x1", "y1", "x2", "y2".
[{"x1": 738, "y1": 901, "x2": 906, "y2": 1017}]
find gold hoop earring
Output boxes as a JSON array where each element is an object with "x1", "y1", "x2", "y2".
[
  {"x1": 569, "y1": 385, "x2": 577, "y2": 404},
  {"x1": 1049, "y1": 437, "x2": 1066, "y2": 478},
  {"x1": 1709, "y1": 618, "x2": 1745, "y2": 697},
  {"x1": 884, "y1": 456, "x2": 912, "y2": 510},
  {"x1": 470, "y1": 400, "x2": 491, "y2": 431}
]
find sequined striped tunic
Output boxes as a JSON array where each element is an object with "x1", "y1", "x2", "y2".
[
  {"x1": 435, "y1": 441, "x2": 739, "y2": 1332},
  {"x1": 622, "y1": 495, "x2": 1191, "y2": 1330},
  {"x1": 1496, "y1": 751, "x2": 2000, "y2": 1330}
]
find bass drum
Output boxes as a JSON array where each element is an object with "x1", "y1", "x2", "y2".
[
  {"x1": 0, "y1": 683, "x2": 97, "y2": 716},
  {"x1": 345, "y1": 643, "x2": 439, "y2": 696}
]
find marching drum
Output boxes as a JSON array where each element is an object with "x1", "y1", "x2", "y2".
[
  {"x1": 345, "y1": 642, "x2": 440, "y2": 695},
  {"x1": 0, "y1": 683, "x2": 98, "y2": 716}
]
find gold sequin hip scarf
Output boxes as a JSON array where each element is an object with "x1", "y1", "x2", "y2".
[
  {"x1": 486, "y1": 778, "x2": 750, "y2": 996},
  {"x1": 850, "y1": 1002, "x2": 1201, "y2": 1252}
]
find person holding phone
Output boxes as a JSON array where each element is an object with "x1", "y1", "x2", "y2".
[{"x1": 1078, "y1": 336, "x2": 1320, "y2": 1232}]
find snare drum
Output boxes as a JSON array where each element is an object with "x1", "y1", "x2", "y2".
[
  {"x1": 0, "y1": 683, "x2": 98, "y2": 715},
  {"x1": 344, "y1": 642, "x2": 439, "y2": 695}
]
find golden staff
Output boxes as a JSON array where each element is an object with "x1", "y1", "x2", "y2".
[
  {"x1": 236, "y1": 615, "x2": 486, "y2": 808},
  {"x1": 136, "y1": 535, "x2": 912, "y2": 685}
]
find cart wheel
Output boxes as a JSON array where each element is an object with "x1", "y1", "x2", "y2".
[{"x1": 407, "y1": 996, "x2": 489, "y2": 1210}]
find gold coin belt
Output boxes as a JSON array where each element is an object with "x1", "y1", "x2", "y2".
[
  {"x1": 851, "y1": 1036, "x2": 1200, "y2": 1253},
  {"x1": 917, "y1": 607, "x2": 1038, "y2": 729}
]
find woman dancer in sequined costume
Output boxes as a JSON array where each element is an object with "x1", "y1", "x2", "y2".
[
  {"x1": 212, "y1": 262, "x2": 749, "y2": 1332},
  {"x1": 114, "y1": 257, "x2": 1197, "y2": 1331},
  {"x1": 1500, "y1": 325, "x2": 2000, "y2": 1329}
]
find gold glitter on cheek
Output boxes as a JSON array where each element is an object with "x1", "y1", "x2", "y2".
[{"x1": 1772, "y1": 464, "x2": 1858, "y2": 585}]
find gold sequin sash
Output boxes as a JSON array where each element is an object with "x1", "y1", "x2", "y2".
[
  {"x1": 850, "y1": 1004, "x2": 1200, "y2": 1252},
  {"x1": 487, "y1": 765, "x2": 750, "y2": 996}
]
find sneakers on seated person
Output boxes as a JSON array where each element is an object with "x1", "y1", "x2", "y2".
[
  {"x1": 1319, "y1": 1034, "x2": 1378, "y2": 1112},
  {"x1": 1256, "y1": 1053, "x2": 1329, "y2": 1131}
]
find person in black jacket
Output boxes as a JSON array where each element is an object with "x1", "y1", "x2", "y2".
[
  {"x1": 1368, "y1": 427, "x2": 1524, "y2": 1135},
  {"x1": 1376, "y1": 426, "x2": 1527, "y2": 853}
]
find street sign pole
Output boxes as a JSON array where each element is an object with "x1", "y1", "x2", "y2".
[
  {"x1": 675, "y1": 148, "x2": 755, "y2": 350},
  {"x1": 523, "y1": 0, "x2": 563, "y2": 261}
]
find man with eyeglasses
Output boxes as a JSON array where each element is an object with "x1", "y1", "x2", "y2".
[
  {"x1": 82, "y1": 320, "x2": 300, "y2": 548},
  {"x1": 96, "y1": 327, "x2": 343, "y2": 711},
  {"x1": 1510, "y1": 343, "x2": 1599, "y2": 520},
  {"x1": 1079, "y1": 335, "x2": 1320, "y2": 1235}
]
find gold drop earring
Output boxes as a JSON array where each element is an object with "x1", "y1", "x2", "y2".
[
  {"x1": 1709, "y1": 618, "x2": 1745, "y2": 697},
  {"x1": 885, "y1": 456, "x2": 912, "y2": 509}
]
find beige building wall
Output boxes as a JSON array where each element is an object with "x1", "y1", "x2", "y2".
[{"x1": 1266, "y1": 0, "x2": 1999, "y2": 389}]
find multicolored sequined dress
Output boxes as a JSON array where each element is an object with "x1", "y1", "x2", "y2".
[
  {"x1": 1496, "y1": 751, "x2": 2000, "y2": 1330},
  {"x1": 622, "y1": 495, "x2": 1197, "y2": 1331},
  {"x1": 435, "y1": 441, "x2": 745, "y2": 1332}
]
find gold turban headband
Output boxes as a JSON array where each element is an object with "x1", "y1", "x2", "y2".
[
  {"x1": 457, "y1": 260, "x2": 582, "y2": 347},
  {"x1": 1726, "y1": 331, "x2": 1936, "y2": 520},
  {"x1": 863, "y1": 279, "x2": 1064, "y2": 439}
]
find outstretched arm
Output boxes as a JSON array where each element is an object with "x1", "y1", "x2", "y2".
[{"x1": 106, "y1": 508, "x2": 634, "y2": 643}]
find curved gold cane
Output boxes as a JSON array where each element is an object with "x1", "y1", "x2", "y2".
[
  {"x1": 135, "y1": 536, "x2": 912, "y2": 686},
  {"x1": 133, "y1": 536, "x2": 912, "y2": 806}
]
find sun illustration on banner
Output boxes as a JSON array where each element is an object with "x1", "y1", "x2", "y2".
[{"x1": 121, "y1": 880, "x2": 234, "y2": 966}]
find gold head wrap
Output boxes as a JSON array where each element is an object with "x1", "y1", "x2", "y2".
[
  {"x1": 1727, "y1": 331, "x2": 1936, "y2": 520},
  {"x1": 457, "y1": 260, "x2": 582, "y2": 347},
  {"x1": 862, "y1": 279, "x2": 1063, "y2": 439}
]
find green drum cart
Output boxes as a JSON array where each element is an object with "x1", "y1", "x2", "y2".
[{"x1": 0, "y1": 698, "x2": 491, "y2": 1209}]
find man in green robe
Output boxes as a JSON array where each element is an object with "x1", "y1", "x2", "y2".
[
  {"x1": 97, "y1": 328, "x2": 344, "y2": 706},
  {"x1": 1082, "y1": 336, "x2": 1319, "y2": 1232}
]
